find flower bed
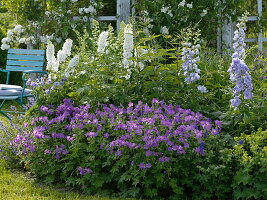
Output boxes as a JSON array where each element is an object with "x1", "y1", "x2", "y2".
[{"x1": 10, "y1": 99, "x2": 224, "y2": 198}]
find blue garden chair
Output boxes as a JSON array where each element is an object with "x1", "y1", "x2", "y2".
[{"x1": 0, "y1": 48, "x2": 47, "y2": 119}]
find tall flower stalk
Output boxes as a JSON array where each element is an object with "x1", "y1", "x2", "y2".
[
  {"x1": 122, "y1": 24, "x2": 134, "y2": 79},
  {"x1": 181, "y1": 42, "x2": 201, "y2": 84},
  {"x1": 97, "y1": 31, "x2": 109, "y2": 54},
  {"x1": 228, "y1": 14, "x2": 253, "y2": 107},
  {"x1": 46, "y1": 39, "x2": 73, "y2": 73}
]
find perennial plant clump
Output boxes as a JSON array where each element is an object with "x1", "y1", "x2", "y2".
[{"x1": 10, "y1": 98, "x2": 222, "y2": 198}]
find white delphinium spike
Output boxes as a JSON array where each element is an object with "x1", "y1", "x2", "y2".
[
  {"x1": 62, "y1": 38, "x2": 73, "y2": 56},
  {"x1": 123, "y1": 24, "x2": 134, "y2": 69},
  {"x1": 46, "y1": 42, "x2": 56, "y2": 72},
  {"x1": 57, "y1": 50, "x2": 67, "y2": 63},
  {"x1": 68, "y1": 55, "x2": 80, "y2": 68},
  {"x1": 64, "y1": 55, "x2": 80, "y2": 77},
  {"x1": 52, "y1": 60, "x2": 59, "y2": 72},
  {"x1": 97, "y1": 31, "x2": 109, "y2": 54}
]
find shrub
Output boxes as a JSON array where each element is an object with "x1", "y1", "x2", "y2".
[
  {"x1": 134, "y1": 0, "x2": 245, "y2": 47},
  {"x1": 232, "y1": 129, "x2": 267, "y2": 199},
  {"x1": 11, "y1": 98, "x2": 229, "y2": 199}
]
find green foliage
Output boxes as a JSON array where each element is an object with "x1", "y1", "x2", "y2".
[{"x1": 232, "y1": 129, "x2": 267, "y2": 199}]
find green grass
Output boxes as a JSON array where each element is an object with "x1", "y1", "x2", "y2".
[{"x1": 0, "y1": 159, "x2": 120, "y2": 200}]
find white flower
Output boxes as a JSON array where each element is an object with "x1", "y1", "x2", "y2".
[
  {"x1": 125, "y1": 74, "x2": 131, "y2": 80},
  {"x1": 161, "y1": 6, "x2": 168, "y2": 13},
  {"x1": 57, "y1": 50, "x2": 67, "y2": 63},
  {"x1": 40, "y1": 35, "x2": 47, "y2": 43},
  {"x1": 25, "y1": 37, "x2": 32, "y2": 44},
  {"x1": 73, "y1": 16, "x2": 81, "y2": 21},
  {"x1": 200, "y1": 9, "x2": 207, "y2": 17},
  {"x1": 160, "y1": 26, "x2": 169, "y2": 34},
  {"x1": 123, "y1": 24, "x2": 134, "y2": 68},
  {"x1": 55, "y1": 37, "x2": 62, "y2": 44},
  {"x1": 14, "y1": 25, "x2": 23, "y2": 33},
  {"x1": 67, "y1": 10, "x2": 72, "y2": 14},
  {"x1": 45, "y1": 11, "x2": 50, "y2": 16},
  {"x1": 142, "y1": 10, "x2": 149, "y2": 16},
  {"x1": 187, "y1": 3, "x2": 193, "y2": 8},
  {"x1": 143, "y1": 28, "x2": 150, "y2": 35},
  {"x1": 65, "y1": 55, "x2": 80, "y2": 77},
  {"x1": 83, "y1": 7, "x2": 89, "y2": 14},
  {"x1": 167, "y1": 10, "x2": 173, "y2": 17},
  {"x1": 197, "y1": 85, "x2": 208, "y2": 93},
  {"x1": 87, "y1": 6, "x2": 96, "y2": 14},
  {"x1": 139, "y1": 62, "x2": 145, "y2": 71},
  {"x1": 1, "y1": 37, "x2": 10, "y2": 43},
  {"x1": 147, "y1": 24, "x2": 153, "y2": 29},
  {"x1": 68, "y1": 55, "x2": 80, "y2": 68},
  {"x1": 97, "y1": 31, "x2": 109, "y2": 54},
  {"x1": 78, "y1": 8, "x2": 84, "y2": 14},
  {"x1": 62, "y1": 39, "x2": 73, "y2": 56},
  {"x1": 52, "y1": 60, "x2": 59, "y2": 72},
  {"x1": 71, "y1": 23, "x2": 77, "y2": 29},
  {"x1": 7, "y1": 30, "x2": 13, "y2": 37},
  {"x1": 46, "y1": 42, "x2": 56, "y2": 72},
  {"x1": 46, "y1": 34, "x2": 54, "y2": 41},
  {"x1": 83, "y1": 16, "x2": 88, "y2": 22},
  {"x1": 19, "y1": 38, "x2": 26, "y2": 43},
  {"x1": 1, "y1": 43, "x2": 10, "y2": 50},
  {"x1": 161, "y1": 6, "x2": 173, "y2": 17},
  {"x1": 179, "y1": 0, "x2": 186, "y2": 7}
]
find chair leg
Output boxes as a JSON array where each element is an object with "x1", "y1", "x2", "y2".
[{"x1": 0, "y1": 100, "x2": 11, "y2": 120}]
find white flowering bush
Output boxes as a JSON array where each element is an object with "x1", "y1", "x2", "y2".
[
  {"x1": 0, "y1": 25, "x2": 28, "y2": 50},
  {"x1": 135, "y1": 0, "x2": 245, "y2": 46},
  {"x1": 1, "y1": 0, "x2": 104, "y2": 49}
]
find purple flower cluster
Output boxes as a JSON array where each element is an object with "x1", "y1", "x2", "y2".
[
  {"x1": 138, "y1": 163, "x2": 152, "y2": 169},
  {"x1": 228, "y1": 15, "x2": 253, "y2": 107},
  {"x1": 54, "y1": 144, "x2": 69, "y2": 159},
  {"x1": 77, "y1": 166, "x2": 93, "y2": 175},
  {"x1": 10, "y1": 133, "x2": 35, "y2": 154},
  {"x1": 11, "y1": 98, "x2": 221, "y2": 171},
  {"x1": 27, "y1": 76, "x2": 67, "y2": 95}
]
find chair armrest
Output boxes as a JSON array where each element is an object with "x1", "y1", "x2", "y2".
[{"x1": 23, "y1": 70, "x2": 48, "y2": 74}]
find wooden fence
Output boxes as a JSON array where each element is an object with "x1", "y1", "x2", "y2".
[{"x1": 217, "y1": 0, "x2": 266, "y2": 52}]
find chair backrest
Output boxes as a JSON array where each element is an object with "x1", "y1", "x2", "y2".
[{"x1": 6, "y1": 49, "x2": 46, "y2": 72}]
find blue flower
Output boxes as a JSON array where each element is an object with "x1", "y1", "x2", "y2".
[
  {"x1": 238, "y1": 140, "x2": 244, "y2": 145},
  {"x1": 228, "y1": 15, "x2": 253, "y2": 107},
  {"x1": 181, "y1": 43, "x2": 201, "y2": 84}
]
